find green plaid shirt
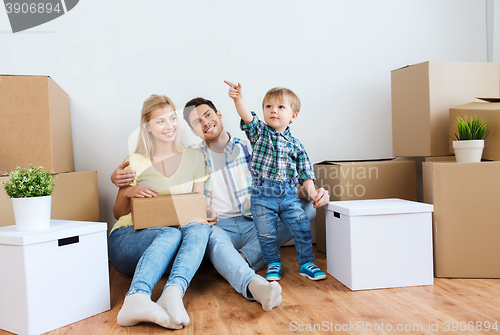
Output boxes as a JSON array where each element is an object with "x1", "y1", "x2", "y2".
[{"x1": 240, "y1": 111, "x2": 315, "y2": 185}]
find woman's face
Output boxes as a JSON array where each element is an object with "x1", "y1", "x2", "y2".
[{"x1": 146, "y1": 105, "x2": 178, "y2": 144}]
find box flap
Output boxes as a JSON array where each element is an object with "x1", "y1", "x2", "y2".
[
  {"x1": 0, "y1": 220, "x2": 106, "y2": 246},
  {"x1": 315, "y1": 158, "x2": 396, "y2": 165},
  {"x1": 477, "y1": 97, "x2": 500, "y2": 102},
  {"x1": 326, "y1": 198, "x2": 433, "y2": 216}
]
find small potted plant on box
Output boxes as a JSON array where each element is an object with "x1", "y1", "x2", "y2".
[
  {"x1": 452, "y1": 114, "x2": 489, "y2": 163},
  {"x1": 2, "y1": 164, "x2": 56, "y2": 231}
]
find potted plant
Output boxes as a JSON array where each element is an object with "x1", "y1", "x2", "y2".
[
  {"x1": 452, "y1": 114, "x2": 489, "y2": 163},
  {"x1": 2, "y1": 164, "x2": 56, "y2": 231}
]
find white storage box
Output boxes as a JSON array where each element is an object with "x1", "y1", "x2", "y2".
[
  {"x1": 325, "y1": 199, "x2": 434, "y2": 291},
  {"x1": 0, "y1": 220, "x2": 110, "y2": 335}
]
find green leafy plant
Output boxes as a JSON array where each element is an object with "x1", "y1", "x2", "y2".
[
  {"x1": 2, "y1": 164, "x2": 57, "y2": 198},
  {"x1": 453, "y1": 115, "x2": 489, "y2": 141}
]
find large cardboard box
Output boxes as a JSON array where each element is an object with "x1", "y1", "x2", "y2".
[
  {"x1": 0, "y1": 171, "x2": 99, "y2": 227},
  {"x1": 449, "y1": 102, "x2": 500, "y2": 161},
  {"x1": 0, "y1": 220, "x2": 110, "y2": 335},
  {"x1": 131, "y1": 193, "x2": 206, "y2": 229},
  {"x1": 391, "y1": 61, "x2": 499, "y2": 157},
  {"x1": 423, "y1": 161, "x2": 500, "y2": 278},
  {"x1": 0, "y1": 75, "x2": 74, "y2": 174},
  {"x1": 326, "y1": 199, "x2": 434, "y2": 290},
  {"x1": 313, "y1": 159, "x2": 417, "y2": 253}
]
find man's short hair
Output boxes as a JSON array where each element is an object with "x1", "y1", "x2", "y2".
[{"x1": 183, "y1": 97, "x2": 218, "y2": 128}]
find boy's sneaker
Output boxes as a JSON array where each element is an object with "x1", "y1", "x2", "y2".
[
  {"x1": 266, "y1": 262, "x2": 282, "y2": 281},
  {"x1": 299, "y1": 262, "x2": 326, "y2": 281}
]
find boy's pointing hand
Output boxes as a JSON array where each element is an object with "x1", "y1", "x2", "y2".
[{"x1": 224, "y1": 80, "x2": 242, "y2": 100}]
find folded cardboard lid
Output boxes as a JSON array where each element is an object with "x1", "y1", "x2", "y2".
[
  {"x1": 0, "y1": 220, "x2": 107, "y2": 246},
  {"x1": 314, "y1": 158, "x2": 396, "y2": 165},
  {"x1": 326, "y1": 198, "x2": 433, "y2": 216}
]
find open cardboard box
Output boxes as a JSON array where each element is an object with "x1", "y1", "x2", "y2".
[
  {"x1": 313, "y1": 158, "x2": 417, "y2": 253},
  {"x1": 391, "y1": 61, "x2": 499, "y2": 157},
  {"x1": 131, "y1": 193, "x2": 206, "y2": 229}
]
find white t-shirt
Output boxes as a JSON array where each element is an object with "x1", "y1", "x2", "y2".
[{"x1": 208, "y1": 148, "x2": 241, "y2": 220}]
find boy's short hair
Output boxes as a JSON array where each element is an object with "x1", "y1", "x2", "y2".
[
  {"x1": 183, "y1": 97, "x2": 218, "y2": 128},
  {"x1": 262, "y1": 87, "x2": 301, "y2": 113}
]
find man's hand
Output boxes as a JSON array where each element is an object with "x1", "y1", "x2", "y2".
[
  {"x1": 111, "y1": 161, "x2": 136, "y2": 187},
  {"x1": 206, "y1": 205, "x2": 217, "y2": 225},
  {"x1": 310, "y1": 187, "x2": 329, "y2": 208}
]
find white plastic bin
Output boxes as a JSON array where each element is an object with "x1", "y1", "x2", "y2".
[
  {"x1": 0, "y1": 220, "x2": 110, "y2": 335},
  {"x1": 326, "y1": 199, "x2": 434, "y2": 291}
]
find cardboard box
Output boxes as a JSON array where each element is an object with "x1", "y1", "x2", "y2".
[
  {"x1": 391, "y1": 61, "x2": 499, "y2": 157},
  {"x1": 131, "y1": 193, "x2": 206, "y2": 229},
  {"x1": 0, "y1": 171, "x2": 99, "y2": 228},
  {"x1": 313, "y1": 159, "x2": 417, "y2": 253},
  {"x1": 423, "y1": 161, "x2": 500, "y2": 277},
  {"x1": 0, "y1": 75, "x2": 74, "y2": 174},
  {"x1": 325, "y1": 199, "x2": 434, "y2": 290},
  {"x1": 0, "y1": 220, "x2": 110, "y2": 335},
  {"x1": 449, "y1": 102, "x2": 500, "y2": 161}
]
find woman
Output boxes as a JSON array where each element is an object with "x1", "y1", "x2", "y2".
[{"x1": 108, "y1": 94, "x2": 214, "y2": 330}]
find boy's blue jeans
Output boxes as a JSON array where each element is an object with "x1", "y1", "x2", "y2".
[
  {"x1": 251, "y1": 178, "x2": 315, "y2": 266},
  {"x1": 108, "y1": 222, "x2": 211, "y2": 297}
]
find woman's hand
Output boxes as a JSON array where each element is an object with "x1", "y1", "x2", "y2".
[
  {"x1": 206, "y1": 205, "x2": 217, "y2": 225},
  {"x1": 125, "y1": 185, "x2": 158, "y2": 198}
]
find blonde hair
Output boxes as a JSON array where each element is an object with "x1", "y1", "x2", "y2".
[
  {"x1": 262, "y1": 87, "x2": 301, "y2": 113},
  {"x1": 134, "y1": 94, "x2": 186, "y2": 157}
]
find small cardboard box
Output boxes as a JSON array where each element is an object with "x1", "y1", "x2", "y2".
[
  {"x1": 423, "y1": 161, "x2": 500, "y2": 278},
  {"x1": 449, "y1": 102, "x2": 500, "y2": 161},
  {"x1": 391, "y1": 61, "x2": 499, "y2": 157},
  {"x1": 0, "y1": 220, "x2": 110, "y2": 335},
  {"x1": 325, "y1": 199, "x2": 434, "y2": 291},
  {"x1": 313, "y1": 159, "x2": 417, "y2": 253},
  {"x1": 0, "y1": 171, "x2": 99, "y2": 228},
  {"x1": 0, "y1": 75, "x2": 74, "y2": 174},
  {"x1": 131, "y1": 193, "x2": 206, "y2": 229}
]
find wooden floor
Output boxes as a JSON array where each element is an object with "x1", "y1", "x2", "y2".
[{"x1": 3, "y1": 246, "x2": 500, "y2": 335}]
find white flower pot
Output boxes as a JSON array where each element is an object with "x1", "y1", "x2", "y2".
[
  {"x1": 11, "y1": 195, "x2": 52, "y2": 232},
  {"x1": 453, "y1": 140, "x2": 484, "y2": 163}
]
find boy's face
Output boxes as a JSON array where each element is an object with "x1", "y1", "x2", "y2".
[
  {"x1": 263, "y1": 95, "x2": 298, "y2": 133},
  {"x1": 188, "y1": 104, "x2": 224, "y2": 143}
]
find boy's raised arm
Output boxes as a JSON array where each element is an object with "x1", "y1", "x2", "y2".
[{"x1": 224, "y1": 80, "x2": 253, "y2": 124}]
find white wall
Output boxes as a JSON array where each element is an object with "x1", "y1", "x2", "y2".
[{"x1": 0, "y1": 0, "x2": 492, "y2": 228}]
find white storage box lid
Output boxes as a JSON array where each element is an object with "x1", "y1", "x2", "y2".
[
  {"x1": 0, "y1": 220, "x2": 107, "y2": 246},
  {"x1": 326, "y1": 198, "x2": 433, "y2": 217}
]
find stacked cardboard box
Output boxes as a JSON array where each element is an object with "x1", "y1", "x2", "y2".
[
  {"x1": 391, "y1": 61, "x2": 500, "y2": 278},
  {"x1": 0, "y1": 75, "x2": 99, "y2": 227},
  {"x1": 313, "y1": 159, "x2": 417, "y2": 253}
]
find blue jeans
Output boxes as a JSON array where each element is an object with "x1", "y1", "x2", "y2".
[
  {"x1": 251, "y1": 178, "x2": 315, "y2": 266},
  {"x1": 207, "y1": 198, "x2": 315, "y2": 300},
  {"x1": 108, "y1": 222, "x2": 211, "y2": 296}
]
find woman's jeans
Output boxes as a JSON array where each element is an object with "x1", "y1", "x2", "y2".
[
  {"x1": 251, "y1": 178, "x2": 315, "y2": 266},
  {"x1": 108, "y1": 222, "x2": 211, "y2": 297}
]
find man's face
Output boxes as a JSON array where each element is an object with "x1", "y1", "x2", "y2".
[{"x1": 188, "y1": 104, "x2": 224, "y2": 143}]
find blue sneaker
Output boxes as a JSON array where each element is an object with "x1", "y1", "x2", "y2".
[
  {"x1": 266, "y1": 262, "x2": 282, "y2": 281},
  {"x1": 300, "y1": 262, "x2": 326, "y2": 281}
]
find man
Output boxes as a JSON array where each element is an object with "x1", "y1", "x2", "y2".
[{"x1": 111, "y1": 97, "x2": 329, "y2": 311}]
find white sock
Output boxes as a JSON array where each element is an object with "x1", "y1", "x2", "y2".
[
  {"x1": 117, "y1": 293, "x2": 183, "y2": 329},
  {"x1": 156, "y1": 285, "x2": 190, "y2": 327},
  {"x1": 248, "y1": 277, "x2": 282, "y2": 311}
]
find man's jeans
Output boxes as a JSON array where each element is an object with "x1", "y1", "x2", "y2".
[
  {"x1": 251, "y1": 178, "x2": 315, "y2": 266},
  {"x1": 207, "y1": 194, "x2": 315, "y2": 300},
  {"x1": 108, "y1": 222, "x2": 211, "y2": 297}
]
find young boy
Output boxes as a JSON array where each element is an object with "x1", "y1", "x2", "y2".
[{"x1": 224, "y1": 80, "x2": 326, "y2": 281}]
